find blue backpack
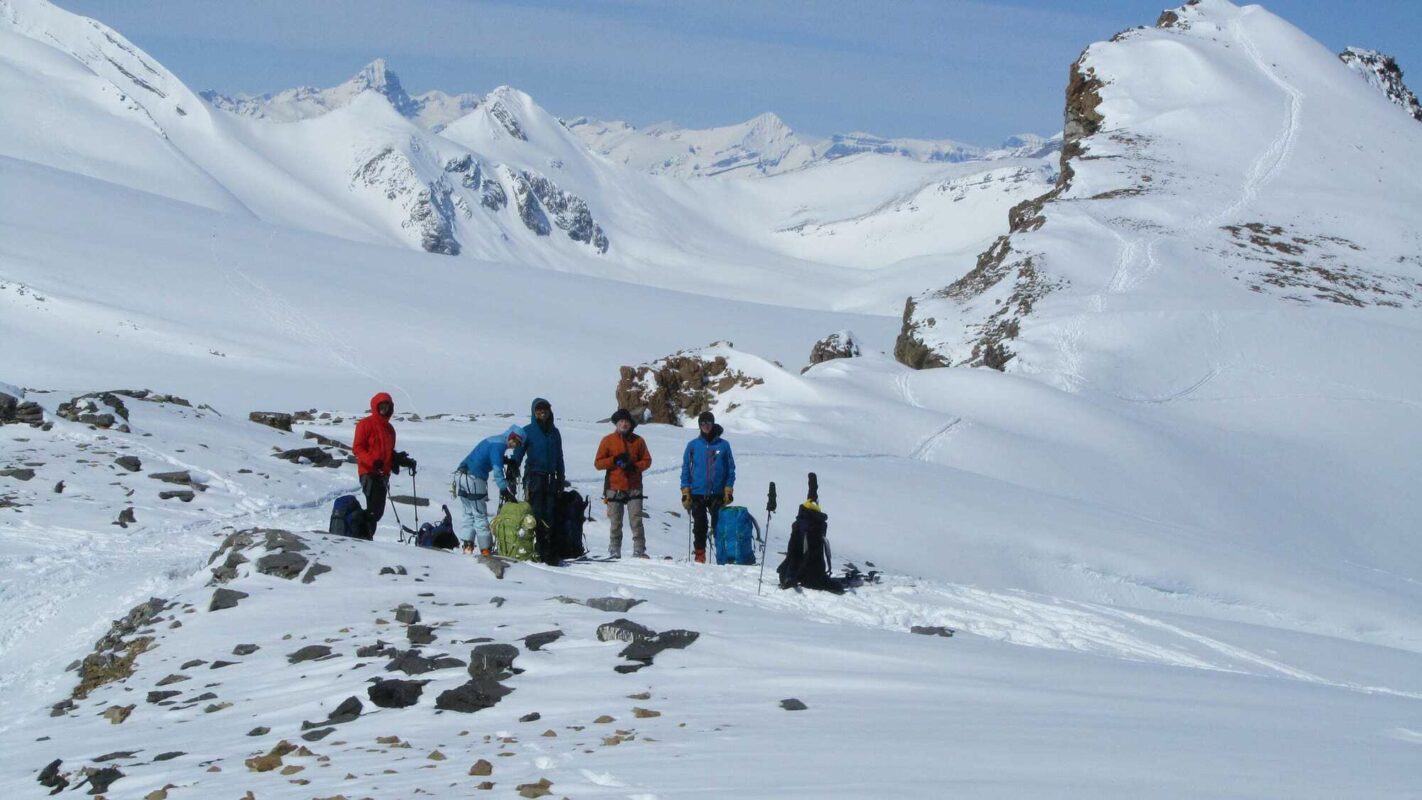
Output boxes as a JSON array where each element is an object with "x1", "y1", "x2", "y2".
[
  {"x1": 329, "y1": 495, "x2": 370, "y2": 540},
  {"x1": 714, "y1": 506, "x2": 759, "y2": 565}
]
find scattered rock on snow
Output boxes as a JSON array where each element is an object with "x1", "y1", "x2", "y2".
[
  {"x1": 300, "y1": 562, "x2": 332, "y2": 584},
  {"x1": 158, "y1": 490, "x2": 195, "y2": 502},
  {"x1": 209, "y1": 588, "x2": 248, "y2": 612},
  {"x1": 286, "y1": 645, "x2": 333, "y2": 664},
  {"x1": 255, "y1": 551, "x2": 308, "y2": 579},
  {"x1": 248, "y1": 411, "x2": 294, "y2": 432},
  {"x1": 0, "y1": 467, "x2": 35, "y2": 481},
  {"x1": 521, "y1": 630, "x2": 563, "y2": 651},
  {"x1": 520, "y1": 711, "x2": 541, "y2": 722},
  {"x1": 585, "y1": 597, "x2": 645, "y2": 613},
  {"x1": 434, "y1": 678, "x2": 513, "y2": 713},
  {"x1": 469, "y1": 643, "x2": 519, "y2": 678},
  {"x1": 469, "y1": 758, "x2": 494, "y2": 776},
  {"x1": 780, "y1": 698, "x2": 808, "y2": 711},
  {"x1": 367, "y1": 678, "x2": 427, "y2": 709},
  {"x1": 386, "y1": 650, "x2": 465, "y2": 675},
  {"x1": 114, "y1": 507, "x2": 137, "y2": 527},
  {"x1": 114, "y1": 455, "x2": 142, "y2": 472},
  {"x1": 406, "y1": 625, "x2": 436, "y2": 645},
  {"x1": 910, "y1": 625, "x2": 955, "y2": 638},
  {"x1": 102, "y1": 704, "x2": 135, "y2": 724},
  {"x1": 595, "y1": 619, "x2": 655, "y2": 644},
  {"x1": 803, "y1": 329, "x2": 862, "y2": 372},
  {"x1": 82, "y1": 765, "x2": 125, "y2": 794},
  {"x1": 395, "y1": 604, "x2": 421, "y2": 624},
  {"x1": 232, "y1": 643, "x2": 259, "y2": 656}
]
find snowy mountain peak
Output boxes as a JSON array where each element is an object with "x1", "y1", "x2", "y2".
[
  {"x1": 1339, "y1": 47, "x2": 1422, "y2": 123},
  {"x1": 897, "y1": 0, "x2": 1422, "y2": 380}
]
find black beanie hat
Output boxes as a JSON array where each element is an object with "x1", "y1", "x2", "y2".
[
  {"x1": 697, "y1": 411, "x2": 715, "y2": 426},
  {"x1": 611, "y1": 408, "x2": 633, "y2": 425}
]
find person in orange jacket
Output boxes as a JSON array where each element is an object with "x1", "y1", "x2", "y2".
[
  {"x1": 594, "y1": 409, "x2": 652, "y2": 559},
  {"x1": 353, "y1": 391, "x2": 416, "y2": 538}
]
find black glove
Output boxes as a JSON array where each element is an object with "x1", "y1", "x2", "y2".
[
  {"x1": 613, "y1": 454, "x2": 629, "y2": 469},
  {"x1": 408, "y1": 459, "x2": 418, "y2": 476},
  {"x1": 391, "y1": 462, "x2": 400, "y2": 475},
  {"x1": 373, "y1": 459, "x2": 385, "y2": 473},
  {"x1": 499, "y1": 488, "x2": 516, "y2": 503}
]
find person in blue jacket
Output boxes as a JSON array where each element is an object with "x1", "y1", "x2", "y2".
[
  {"x1": 680, "y1": 410, "x2": 735, "y2": 563},
  {"x1": 454, "y1": 425, "x2": 524, "y2": 555},
  {"x1": 512, "y1": 397, "x2": 565, "y2": 562}
]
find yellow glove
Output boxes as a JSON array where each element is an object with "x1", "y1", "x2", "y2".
[
  {"x1": 723, "y1": 487, "x2": 734, "y2": 504},
  {"x1": 681, "y1": 487, "x2": 692, "y2": 510}
]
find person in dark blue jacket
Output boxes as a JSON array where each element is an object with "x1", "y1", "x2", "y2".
[
  {"x1": 680, "y1": 410, "x2": 736, "y2": 563},
  {"x1": 512, "y1": 397, "x2": 565, "y2": 561},
  {"x1": 454, "y1": 425, "x2": 524, "y2": 555}
]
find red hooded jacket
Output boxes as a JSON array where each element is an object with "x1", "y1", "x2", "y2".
[{"x1": 353, "y1": 392, "x2": 396, "y2": 477}]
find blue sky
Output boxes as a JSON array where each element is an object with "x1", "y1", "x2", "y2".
[{"x1": 54, "y1": 0, "x2": 1422, "y2": 146}]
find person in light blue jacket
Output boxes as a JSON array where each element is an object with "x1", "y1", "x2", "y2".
[
  {"x1": 454, "y1": 425, "x2": 524, "y2": 554},
  {"x1": 680, "y1": 410, "x2": 735, "y2": 563}
]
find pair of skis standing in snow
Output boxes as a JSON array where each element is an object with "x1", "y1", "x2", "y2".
[{"x1": 348, "y1": 391, "x2": 854, "y2": 593}]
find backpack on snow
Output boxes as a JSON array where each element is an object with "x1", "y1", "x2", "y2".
[
  {"x1": 415, "y1": 505, "x2": 460, "y2": 550},
  {"x1": 329, "y1": 494, "x2": 371, "y2": 540},
  {"x1": 492, "y1": 500, "x2": 537, "y2": 561},
  {"x1": 548, "y1": 487, "x2": 590, "y2": 563},
  {"x1": 776, "y1": 503, "x2": 844, "y2": 594},
  {"x1": 714, "y1": 506, "x2": 759, "y2": 565}
]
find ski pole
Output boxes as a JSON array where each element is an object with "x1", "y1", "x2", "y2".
[
  {"x1": 411, "y1": 467, "x2": 420, "y2": 529},
  {"x1": 385, "y1": 474, "x2": 407, "y2": 543},
  {"x1": 757, "y1": 481, "x2": 776, "y2": 595}
]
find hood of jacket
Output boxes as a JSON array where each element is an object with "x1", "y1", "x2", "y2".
[
  {"x1": 530, "y1": 397, "x2": 555, "y2": 429},
  {"x1": 369, "y1": 392, "x2": 394, "y2": 417},
  {"x1": 502, "y1": 424, "x2": 525, "y2": 445}
]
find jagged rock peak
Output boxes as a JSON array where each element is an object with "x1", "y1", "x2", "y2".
[{"x1": 1340, "y1": 48, "x2": 1422, "y2": 123}]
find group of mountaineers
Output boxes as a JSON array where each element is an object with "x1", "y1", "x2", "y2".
[{"x1": 350, "y1": 392, "x2": 736, "y2": 565}]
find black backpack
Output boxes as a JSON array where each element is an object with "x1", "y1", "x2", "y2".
[
  {"x1": 330, "y1": 495, "x2": 371, "y2": 540},
  {"x1": 415, "y1": 505, "x2": 460, "y2": 550},
  {"x1": 777, "y1": 504, "x2": 844, "y2": 594},
  {"x1": 546, "y1": 487, "x2": 590, "y2": 564}
]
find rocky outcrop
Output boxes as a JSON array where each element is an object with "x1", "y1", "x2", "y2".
[
  {"x1": 507, "y1": 169, "x2": 609, "y2": 253},
  {"x1": 615, "y1": 344, "x2": 764, "y2": 424},
  {"x1": 803, "y1": 330, "x2": 863, "y2": 372},
  {"x1": 352, "y1": 147, "x2": 461, "y2": 255},
  {"x1": 0, "y1": 391, "x2": 44, "y2": 427},
  {"x1": 1340, "y1": 47, "x2": 1422, "y2": 123},
  {"x1": 56, "y1": 391, "x2": 131, "y2": 430},
  {"x1": 895, "y1": 42, "x2": 1100, "y2": 371}
]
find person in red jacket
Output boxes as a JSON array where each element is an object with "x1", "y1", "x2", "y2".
[
  {"x1": 353, "y1": 391, "x2": 416, "y2": 537},
  {"x1": 594, "y1": 408, "x2": 652, "y2": 559}
]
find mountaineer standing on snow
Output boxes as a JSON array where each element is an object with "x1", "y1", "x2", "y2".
[
  {"x1": 680, "y1": 410, "x2": 735, "y2": 563},
  {"x1": 594, "y1": 408, "x2": 652, "y2": 559},
  {"x1": 455, "y1": 425, "x2": 525, "y2": 555},
  {"x1": 513, "y1": 397, "x2": 565, "y2": 559},
  {"x1": 353, "y1": 391, "x2": 416, "y2": 538}
]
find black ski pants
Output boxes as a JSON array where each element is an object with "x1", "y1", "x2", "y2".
[
  {"x1": 690, "y1": 494, "x2": 724, "y2": 551},
  {"x1": 360, "y1": 473, "x2": 387, "y2": 538},
  {"x1": 525, "y1": 472, "x2": 559, "y2": 561}
]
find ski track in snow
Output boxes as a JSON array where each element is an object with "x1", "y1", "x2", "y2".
[
  {"x1": 555, "y1": 558, "x2": 1422, "y2": 700},
  {"x1": 1060, "y1": 14, "x2": 1306, "y2": 401}
]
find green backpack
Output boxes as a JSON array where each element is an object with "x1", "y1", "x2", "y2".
[{"x1": 492, "y1": 500, "x2": 537, "y2": 561}]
